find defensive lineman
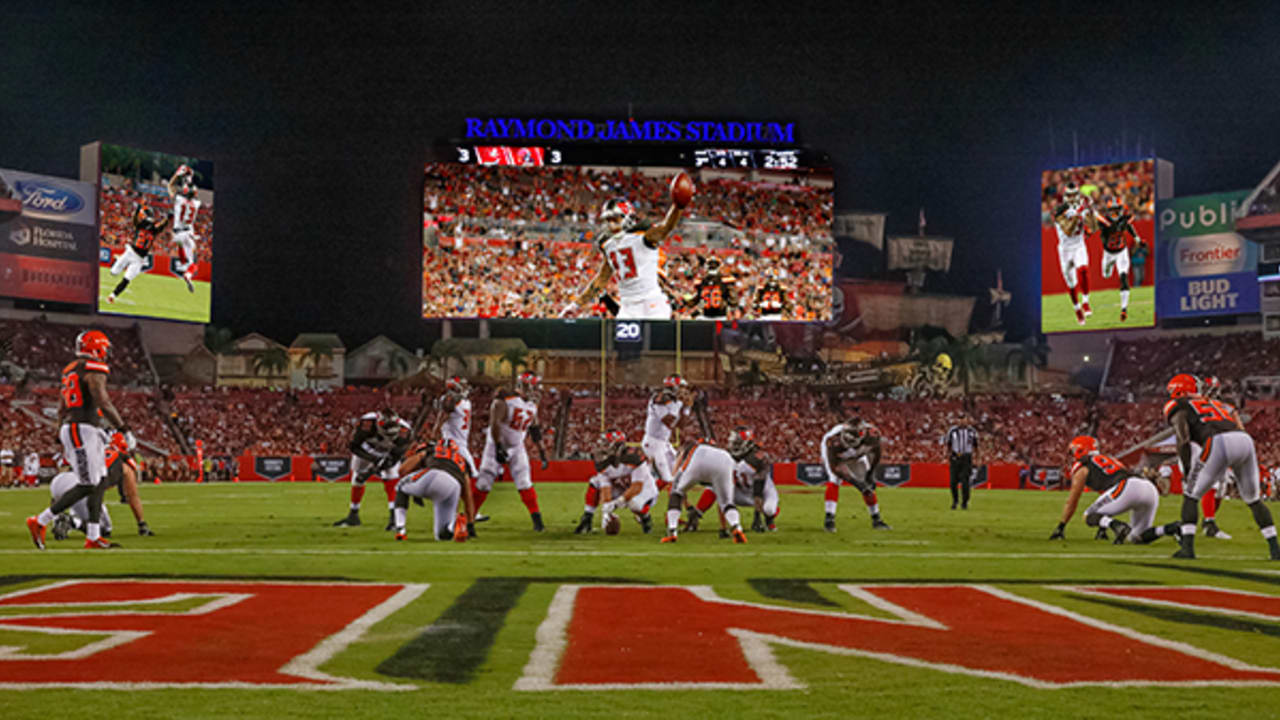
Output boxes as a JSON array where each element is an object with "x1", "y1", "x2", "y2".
[
  {"x1": 1050, "y1": 436, "x2": 1166, "y2": 543},
  {"x1": 685, "y1": 426, "x2": 779, "y2": 534},
  {"x1": 391, "y1": 437, "x2": 475, "y2": 542}
]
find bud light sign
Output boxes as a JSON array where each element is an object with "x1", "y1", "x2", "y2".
[{"x1": 1156, "y1": 191, "x2": 1259, "y2": 318}]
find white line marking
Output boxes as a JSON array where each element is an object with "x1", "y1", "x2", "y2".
[
  {"x1": 513, "y1": 584, "x2": 576, "y2": 691},
  {"x1": 1053, "y1": 584, "x2": 1280, "y2": 623}
]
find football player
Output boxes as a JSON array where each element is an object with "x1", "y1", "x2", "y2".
[
  {"x1": 1164, "y1": 373, "x2": 1280, "y2": 560},
  {"x1": 166, "y1": 165, "x2": 202, "y2": 293},
  {"x1": 390, "y1": 437, "x2": 475, "y2": 542},
  {"x1": 1052, "y1": 182, "x2": 1099, "y2": 326},
  {"x1": 332, "y1": 409, "x2": 413, "y2": 529},
  {"x1": 1190, "y1": 375, "x2": 1235, "y2": 539},
  {"x1": 430, "y1": 376, "x2": 476, "y2": 477},
  {"x1": 1096, "y1": 197, "x2": 1141, "y2": 322},
  {"x1": 689, "y1": 258, "x2": 737, "y2": 319},
  {"x1": 26, "y1": 330, "x2": 135, "y2": 550},
  {"x1": 642, "y1": 374, "x2": 690, "y2": 492},
  {"x1": 685, "y1": 427, "x2": 778, "y2": 534},
  {"x1": 1049, "y1": 436, "x2": 1169, "y2": 543},
  {"x1": 471, "y1": 371, "x2": 550, "y2": 531},
  {"x1": 752, "y1": 272, "x2": 787, "y2": 320},
  {"x1": 661, "y1": 439, "x2": 747, "y2": 544},
  {"x1": 106, "y1": 197, "x2": 170, "y2": 305},
  {"x1": 563, "y1": 180, "x2": 687, "y2": 320},
  {"x1": 48, "y1": 432, "x2": 148, "y2": 544},
  {"x1": 820, "y1": 418, "x2": 891, "y2": 532},
  {"x1": 574, "y1": 430, "x2": 659, "y2": 535}
]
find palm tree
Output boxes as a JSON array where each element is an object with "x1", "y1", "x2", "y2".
[
  {"x1": 300, "y1": 342, "x2": 335, "y2": 388},
  {"x1": 498, "y1": 346, "x2": 529, "y2": 382},
  {"x1": 252, "y1": 347, "x2": 290, "y2": 378},
  {"x1": 204, "y1": 326, "x2": 235, "y2": 355}
]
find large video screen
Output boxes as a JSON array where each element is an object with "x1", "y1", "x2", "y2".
[
  {"x1": 96, "y1": 144, "x2": 213, "y2": 323},
  {"x1": 1040, "y1": 159, "x2": 1156, "y2": 333},
  {"x1": 422, "y1": 146, "x2": 834, "y2": 321},
  {"x1": 0, "y1": 168, "x2": 98, "y2": 305}
]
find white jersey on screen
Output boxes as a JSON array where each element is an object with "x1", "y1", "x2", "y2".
[{"x1": 602, "y1": 230, "x2": 670, "y2": 319}]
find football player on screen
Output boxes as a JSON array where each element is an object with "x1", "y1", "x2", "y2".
[
  {"x1": 105, "y1": 196, "x2": 170, "y2": 306},
  {"x1": 167, "y1": 164, "x2": 202, "y2": 294},
  {"x1": 752, "y1": 271, "x2": 788, "y2": 320},
  {"x1": 562, "y1": 176, "x2": 690, "y2": 320},
  {"x1": 688, "y1": 258, "x2": 737, "y2": 319},
  {"x1": 1052, "y1": 182, "x2": 1099, "y2": 326},
  {"x1": 1096, "y1": 197, "x2": 1141, "y2": 322}
]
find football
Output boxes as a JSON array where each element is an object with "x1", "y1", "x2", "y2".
[
  {"x1": 670, "y1": 172, "x2": 695, "y2": 208},
  {"x1": 605, "y1": 513, "x2": 621, "y2": 535}
]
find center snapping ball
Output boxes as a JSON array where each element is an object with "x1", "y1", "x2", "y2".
[
  {"x1": 605, "y1": 513, "x2": 622, "y2": 535},
  {"x1": 670, "y1": 172, "x2": 695, "y2": 208}
]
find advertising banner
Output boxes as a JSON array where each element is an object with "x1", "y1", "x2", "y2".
[
  {"x1": 885, "y1": 236, "x2": 953, "y2": 272},
  {"x1": 253, "y1": 456, "x2": 292, "y2": 481},
  {"x1": 0, "y1": 168, "x2": 98, "y2": 304},
  {"x1": 311, "y1": 456, "x2": 351, "y2": 481},
  {"x1": 1156, "y1": 191, "x2": 1257, "y2": 318}
]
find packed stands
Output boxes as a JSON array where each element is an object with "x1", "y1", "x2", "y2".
[
  {"x1": 1105, "y1": 333, "x2": 1280, "y2": 399},
  {"x1": 0, "y1": 318, "x2": 153, "y2": 388}
]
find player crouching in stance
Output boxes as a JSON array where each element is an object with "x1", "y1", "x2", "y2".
[
  {"x1": 661, "y1": 440, "x2": 747, "y2": 544},
  {"x1": 684, "y1": 426, "x2": 779, "y2": 535},
  {"x1": 391, "y1": 438, "x2": 475, "y2": 542},
  {"x1": 574, "y1": 430, "x2": 659, "y2": 535},
  {"x1": 471, "y1": 372, "x2": 550, "y2": 531},
  {"x1": 1049, "y1": 436, "x2": 1170, "y2": 544},
  {"x1": 820, "y1": 418, "x2": 891, "y2": 532},
  {"x1": 333, "y1": 409, "x2": 412, "y2": 529},
  {"x1": 1164, "y1": 374, "x2": 1280, "y2": 560}
]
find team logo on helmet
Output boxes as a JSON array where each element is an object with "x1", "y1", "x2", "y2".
[
  {"x1": 75, "y1": 329, "x2": 110, "y2": 362},
  {"x1": 445, "y1": 376, "x2": 470, "y2": 396},
  {"x1": 375, "y1": 409, "x2": 401, "y2": 437},
  {"x1": 600, "y1": 198, "x2": 637, "y2": 230},
  {"x1": 517, "y1": 371, "x2": 541, "y2": 397},
  {"x1": 728, "y1": 426, "x2": 756, "y2": 457},
  {"x1": 1167, "y1": 373, "x2": 1198, "y2": 399},
  {"x1": 1198, "y1": 375, "x2": 1220, "y2": 397},
  {"x1": 1063, "y1": 182, "x2": 1082, "y2": 207},
  {"x1": 663, "y1": 374, "x2": 688, "y2": 389},
  {"x1": 1069, "y1": 435, "x2": 1098, "y2": 461}
]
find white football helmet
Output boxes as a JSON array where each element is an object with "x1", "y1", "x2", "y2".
[{"x1": 600, "y1": 198, "x2": 637, "y2": 231}]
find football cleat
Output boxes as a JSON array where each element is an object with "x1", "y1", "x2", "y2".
[
  {"x1": 718, "y1": 528, "x2": 731, "y2": 539},
  {"x1": 395, "y1": 530, "x2": 407, "y2": 541},
  {"x1": 823, "y1": 513, "x2": 837, "y2": 533},
  {"x1": 454, "y1": 515, "x2": 468, "y2": 542},
  {"x1": 1110, "y1": 521, "x2": 1132, "y2": 545},
  {"x1": 1094, "y1": 526, "x2": 1110, "y2": 541},
  {"x1": 1074, "y1": 307, "x2": 1085, "y2": 325},
  {"x1": 531, "y1": 512, "x2": 545, "y2": 532},
  {"x1": 183, "y1": 274, "x2": 195, "y2": 293},
  {"x1": 473, "y1": 514, "x2": 490, "y2": 523},
  {"x1": 640, "y1": 514, "x2": 653, "y2": 534},
  {"x1": 51, "y1": 514, "x2": 73, "y2": 541},
  {"x1": 871, "y1": 517, "x2": 892, "y2": 530},
  {"x1": 137, "y1": 522, "x2": 155, "y2": 537},
  {"x1": 573, "y1": 513, "x2": 593, "y2": 534},
  {"x1": 385, "y1": 510, "x2": 396, "y2": 531},
  {"x1": 1120, "y1": 308, "x2": 1127, "y2": 322},
  {"x1": 1204, "y1": 522, "x2": 1231, "y2": 540},
  {"x1": 84, "y1": 537, "x2": 121, "y2": 549},
  {"x1": 1172, "y1": 547, "x2": 1196, "y2": 559},
  {"x1": 333, "y1": 512, "x2": 361, "y2": 527},
  {"x1": 683, "y1": 509, "x2": 702, "y2": 532},
  {"x1": 1082, "y1": 301, "x2": 1092, "y2": 317},
  {"x1": 26, "y1": 517, "x2": 47, "y2": 550},
  {"x1": 731, "y1": 528, "x2": 748, "y2": 544},
  {"x1": 660, "y1": 533, "x2": 678, "y2": 544}
]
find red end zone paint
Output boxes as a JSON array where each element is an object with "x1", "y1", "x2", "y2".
[
  {"x1": 0, "y1": 580, "x2": 424, "y2": 689},
  {"x1": 517, "y1": 584, "x2": 1280, "y2": 690},
  {"x1": 1067, "y1": 586, "x2": 1280, "y2": 621}
]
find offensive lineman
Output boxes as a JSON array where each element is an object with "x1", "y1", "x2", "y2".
[
  {"x1": 1164, "y1": 373, "x2": 1280, "y2": 560},
  {"x1": 573, "y1": 430, "x2": 659, "y2": 535},
  {"x1": 1097, "y1": 198, "x2": 1141, "y2": 322},
  {"x1": 470, "y1": 371, "x2": 550, "y2": 531},
  {"x1": 391, "y1": 437, "x2": 475, "y2": 542},
  {"x1": 1052, "y1": 182, "x2": 1100, "y2": 326},
  {"x1": 106, "y1": 197, "x2": 170, "y2": 305},
  {"x1": 642, "y1": 374, "x2": 690, "y2": 493},
  {"x1": 332, "y1": 409, "x2": 413, "y2": 529},
  {"x1": 26, "y1": 330, "x2": 135, "y2": 550},
  {"x1": 661, "y1": 439, "x2": 748, "y2": 544},
  {"x1": 167, "y1": 164, "x2": 202, "y2": 293},
  {"x1": 685, "y1": 427, "x2": 779, "y2": 535},
  {"x1": 1049, "y1": 436, "x2": 1165, "y2": 543},
  {"x1": 431, "y1": 376, "x2": 476, "y2": 477},
  {"x1": 820, "y1": 418, "x2": 891, "y2": 532},
  {"x1": 563, "y1": 177, "x2": 690, "y2": 320}
]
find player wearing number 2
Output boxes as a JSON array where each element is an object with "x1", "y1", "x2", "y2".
[
  {"x1": 564, "y1": 175, "x2": 691, "y2": 320},
  {"x1": 1164, "y1": 373, "x2": 1280, "y2": 560},
  {"x1": 471, "y1": 371, "x2": 551, "y2": 531}
]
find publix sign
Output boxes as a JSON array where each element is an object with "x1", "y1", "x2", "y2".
[{"x1": 1156, "y1": 191, "x2": 1258, "y2": 318}]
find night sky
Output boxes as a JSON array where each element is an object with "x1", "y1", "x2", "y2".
[{"x1": 3, "y1": 3, "x2": 1278, "y2": 350}]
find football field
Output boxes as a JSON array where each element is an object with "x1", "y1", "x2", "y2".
[
  {"x1": 1041, "y1": 286, "x2": 1154, "y2": 333},
  {"x1": 97, "y1": 266, "x2": 211, "y2": 323},
  {"x1": 1, "y1": 482, "x2": 1278, "y2": 719}
]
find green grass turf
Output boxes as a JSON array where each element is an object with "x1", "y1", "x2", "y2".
[
  {"x1": 1, "y1": 481, "x2": 1277, "y2": 719},
  {"x1": 98, "y1": 265, "x2": 211, "y2": 323},
  {"x1": 1041, "y1": 286, "x2": 1154, "y2": 334}
]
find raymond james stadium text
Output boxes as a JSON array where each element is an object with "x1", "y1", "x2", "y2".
[{"x1": 464, "y1": 117, "x2": 796, "y2": 144}]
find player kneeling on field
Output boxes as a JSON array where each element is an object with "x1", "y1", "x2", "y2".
[
  {"x1": 391, "y1": 438, "x2": 476, "y2": 542},
  {"x1": 1050, "y1": 436, "x2": 1177, "y2": 544},
  {"x1": 575, "y1": 430, "x2": 659, "y2": 535},
  {"x1": 684, "y1": 426, "x2": 778, "y2": 535}
]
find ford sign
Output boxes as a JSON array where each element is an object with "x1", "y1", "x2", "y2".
[{"x1": 14, "y1": 180, "x2": 85, "y2": 216}]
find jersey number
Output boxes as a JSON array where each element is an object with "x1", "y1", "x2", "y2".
[
  {"x1": 1189, "y1": 398, "x2": 1234, "y2": 424},
  {"x1": 60, "y1": 372, "x2": 84, "y2": 408},
  {"x1": 701, "y1": 285, "x2": 723, "y2": 308},
  {"x1": 509, "y1": 408, "x2": 534, "y2": 432},
  {"x1": 179, "y1": 202, "x2": 197, "y2": 226},
  {"x1": 460, "y1": 408, "x2": 471, "y2": 431},
  {"x1": 608, "y1": 248, "x2": 638, "y2": 281},
  {"x1": 434, "y1": 439, "x2": 466, "y2": 468},
  {"x1": 1093, "y1": 454, "x2": 1124, "y2": 475}
]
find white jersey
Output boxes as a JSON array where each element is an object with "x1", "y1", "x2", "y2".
[
  {"x1": 1054, "y1": 207, "x2": 1087, "y2": 249},
  {"x1": 602, "y1": 230, "x2": 663, "y2": 302},
  {"x1": 734, "y1": 459, "x2": 771, "y2": 492},
  {"x1": 172, "y1": 193, "x2": 202, "y2": 232},
  {"x1": 0, "y1": 449, "x2": 13, "y2": 466},
  {"x1": 441, "y1": 396, "x2": 472, "y2": 446},
  {"x1": 496, "y1": 393, "x2": 538, "y2": 450},
  {"x1": 24, "y1": 453, "x2": 40, "y2": 475},
  {"x1": 644, "y1": 393, "x2": 682, "y2": 443}
]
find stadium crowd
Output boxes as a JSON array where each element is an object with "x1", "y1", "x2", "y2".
[
  {"x1": 1106, "y1": 333, "x2": 1280, "y2": 399},
  {"x1": 1040, "y1": 159, "x2": 1155, "y2": 226},
  {"x1": 0, "y1": 318, "x2": 153, "y2": 387},
  {"x1": 422, "y1": 163, "x2": 832, "y2": 320}
]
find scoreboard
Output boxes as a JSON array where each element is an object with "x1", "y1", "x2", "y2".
[{"x1": 448, "y1": 145, "x2": 822, "y2": 170}]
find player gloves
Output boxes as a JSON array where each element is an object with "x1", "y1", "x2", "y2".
[
  {"x1": 124, "y1": 431, "x2": 137, "y2": 451},
  {"x1": 1049, "y1": 522, "x2": 1067, "y2": 540},
  {"x1": 495, "y1": 446, "x2": 509, "y2": 464}
]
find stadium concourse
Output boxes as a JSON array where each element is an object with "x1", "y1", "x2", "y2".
[{"x1": 2, "y1": 316, "x2": 1279, "y2": 486}]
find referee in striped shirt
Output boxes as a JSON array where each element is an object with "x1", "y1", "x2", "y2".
[{"x1": 944, "y1": 415, "x2": 978, "y2": 509}]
